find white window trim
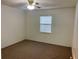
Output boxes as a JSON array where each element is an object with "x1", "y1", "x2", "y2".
[{"x1": 40, "y1": 16, "x2": 52, "y2": 33}]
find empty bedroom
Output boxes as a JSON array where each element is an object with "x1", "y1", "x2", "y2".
[{"x1": 1, "y1": 0, "x2": 78, "y2": 59}]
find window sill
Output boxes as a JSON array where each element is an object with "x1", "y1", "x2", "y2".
[{"x1": 40, "y1": 32, "x2": 52, "y2": 34}]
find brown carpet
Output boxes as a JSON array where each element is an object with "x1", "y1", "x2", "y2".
[{"x1": 2, "y1": 40, "x2": 72, "y2": 59}]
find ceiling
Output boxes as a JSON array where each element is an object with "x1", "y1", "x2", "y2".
[{"x1": 1, "y1": 0, "x2": 77, "y2": 10}]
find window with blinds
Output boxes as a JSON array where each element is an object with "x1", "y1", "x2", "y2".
[{"x1": 40, "y1": 16, "x2": 52, "y2": 33}]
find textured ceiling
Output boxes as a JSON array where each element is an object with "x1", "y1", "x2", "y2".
[{"x1": 1, "y1": 0, "x2": 77, "y2": 9}]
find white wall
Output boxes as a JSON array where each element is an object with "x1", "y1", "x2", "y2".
[
  {"x1": 1, "y1": 4, "x2": 75, "y2": 48},
  {"x1": 1, "y1": 4, "x2": 25, "y2": 48},
  {"x1": 24, "y1": 8, "x2": 75, "y2": 47},
  {"x1": 72, "y1": 3, "x2": 78, "y2": 59}
]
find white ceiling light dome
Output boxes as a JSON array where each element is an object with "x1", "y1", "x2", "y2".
[{"x1": 27, "y1": 5, "x2": 35, "y2": 10}]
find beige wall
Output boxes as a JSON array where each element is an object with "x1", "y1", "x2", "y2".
[
  {"x1": 1, "y1": 4, "x2": 25, "y2": 48},
  {"x1": 24, "y1": 8, "x2": 75, "y2": 47},
  {"x1": 72, "y1": 3, "x2": 78, "y2": 59}
]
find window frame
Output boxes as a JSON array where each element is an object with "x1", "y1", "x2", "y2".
[{"x1": 40, "y1": 16, "x2": 52, "y2": 33}]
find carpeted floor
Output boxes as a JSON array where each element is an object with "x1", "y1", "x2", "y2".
[{"x1": 2, "y1": 40, "x2": 72, "y2": 59}]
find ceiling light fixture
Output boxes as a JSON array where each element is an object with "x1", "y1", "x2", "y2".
[{"x1": 27, "y1": 5, "x2": 35, "y2": 10}]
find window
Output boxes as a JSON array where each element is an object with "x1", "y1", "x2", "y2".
[{"x1": 40, "y1": 16, "x2": 52, "y2": 33}]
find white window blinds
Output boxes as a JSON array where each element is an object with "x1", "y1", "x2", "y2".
[{"x1": 40, "y1": 16, "x2": 52, "y2": 33}]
